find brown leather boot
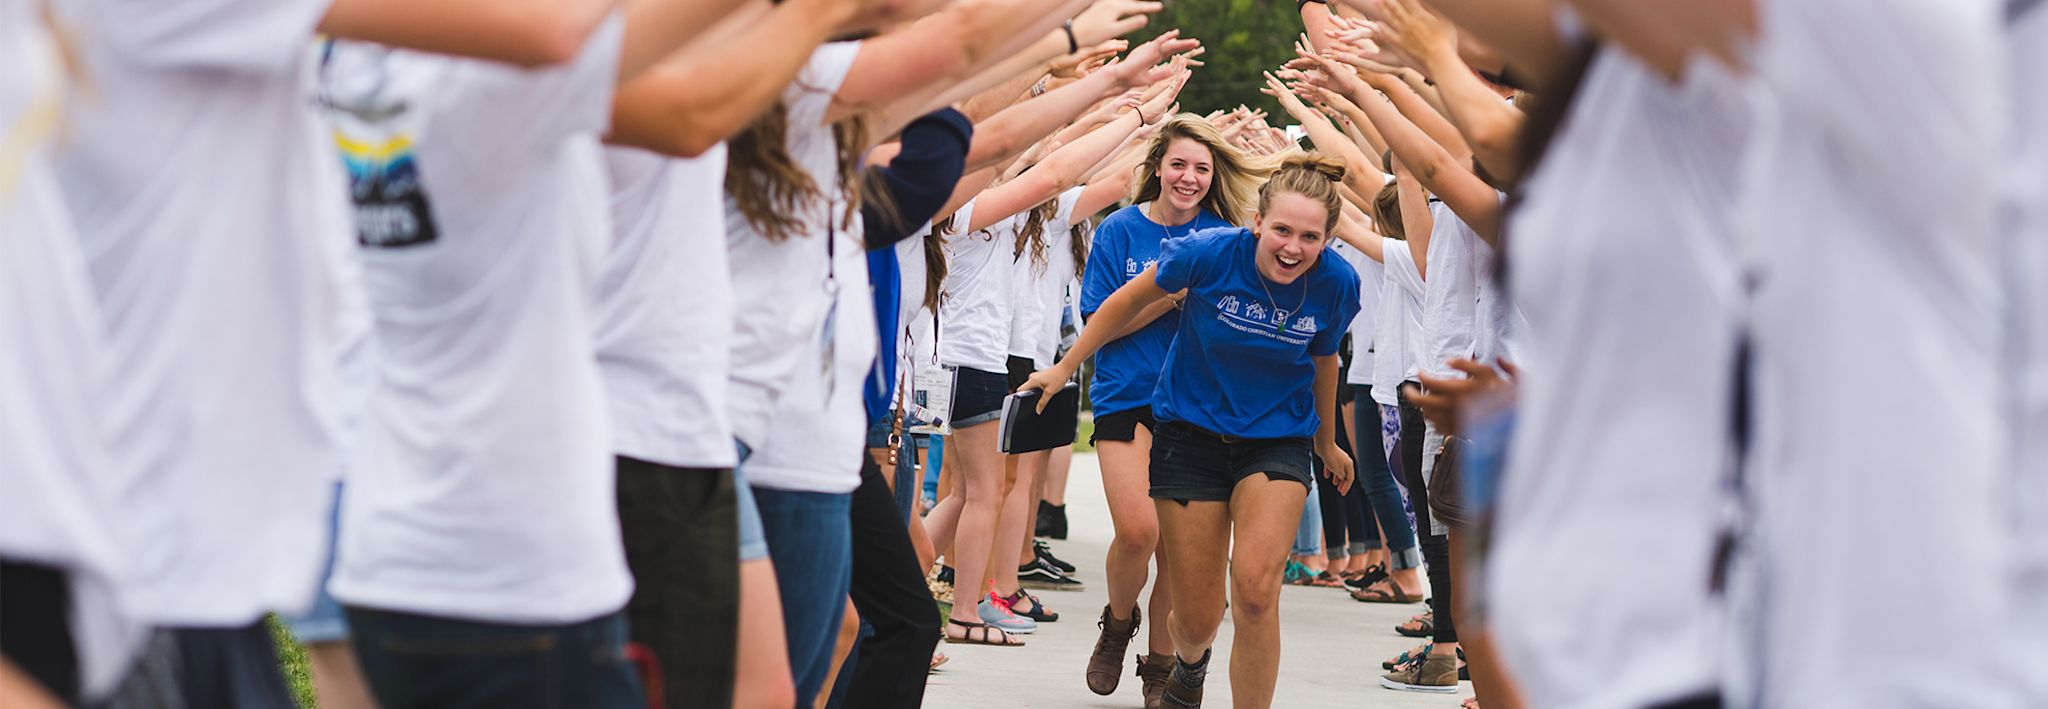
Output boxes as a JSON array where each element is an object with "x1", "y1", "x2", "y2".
[
  {"x1": 1137, "y1": 652, "x2": 1174, "y2": 708},
  {"x1": 1085, "y1": 605, "x2": 1141, "y2": 694}
]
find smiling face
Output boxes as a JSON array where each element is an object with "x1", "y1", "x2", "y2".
[
  {"x1": 1155, "y1": 137, "x2": 1216, "y2": 215},
  {"x1": 1252, "y1": 192, "x2": 1332, "y2": 285}
]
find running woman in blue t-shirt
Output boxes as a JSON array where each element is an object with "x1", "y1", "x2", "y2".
[
  {"x1": 1024, "y1": 154, "x2": 1363, "y2": 709},
  {"x1": 1072, "y1": 115, "x2": 1270, "y2": 701}
]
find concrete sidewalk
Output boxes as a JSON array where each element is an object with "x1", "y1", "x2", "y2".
[{"x1": 923, "y1": 452, "x2": 1475, "y2": 708}]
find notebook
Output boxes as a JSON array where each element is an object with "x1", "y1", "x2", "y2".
[{"x1": 997, "y1": 382, "x2": 1081, "y2": 454}]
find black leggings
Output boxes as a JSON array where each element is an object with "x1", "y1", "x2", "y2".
[
  {"x1": 842, "y1": 454, "x2": 942, "y2": 708},
  {"x1": 1318, "y1": 392, "x2": 1378, "y2": 556},
  {"x1": 1392, "y1": 385, "x2": 1456, "y2": 644}
]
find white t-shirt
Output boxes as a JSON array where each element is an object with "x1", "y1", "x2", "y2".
[
  {"x1": 597, "y1": 145, "x2": 739, "y2": 469},
  {"x1": 0, "y1": 9, "x2": 144, "y2": 694},
  {"x1": 1418, "y1": 202, "x2": 1482, "y2": 378},
  {"x1": 1489, "y1": 47, "x2": 1747, "y2": 709},
  {"x1": 939, "y1": 201, "x2": 1024, "y2": 373},
  {"x1": 1737, "y1": 0, "x2": 2013, "y2": 705},
  {"x1": 2008, "y1": 6, "x2": 2048, "y2": 704},
  {"x1": 322, "y1": 18, "x2": 635, "y2": 624},
  {"x1": 1009, "y1": 188, "x2": 1085, "y2": 369},
  {"x1": 733, "y1": 219, "x2": 877, "y2": 494},
  {"x1": 51, "y1": 0, "x2": 349, "y2": 625},
  {"x1": 725, "y1": 42, "x2": 863, "y2": 450},
  {"x1": 1334, "y1": 238, "x2": 1385, "y2": 386},
  {"x1": 1372, "y1": 237, "x2": 1427, "y2": 406},
  {"x1": 893, "y1": 233, "x2": 935, "y2": 407}
]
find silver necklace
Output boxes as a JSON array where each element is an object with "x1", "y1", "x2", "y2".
[{"x1": 1256, "y1": 269, "x2": 1309, "y2": 333}]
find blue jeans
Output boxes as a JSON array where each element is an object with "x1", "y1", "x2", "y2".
[
  {"x1": 753, "y1": 487, "x2": 854, "y2": 706},
  {"x1": 1355, "y1": 386, "x2": 1422, "y2": 569},
  {"x1": 1292, "y1": 483, "x2": 1324, "y2": 556},
  {"x1": 345, "y1": 607, "x2": 643, "y2": 709},
  {"x1": 920, "y1": 435, "x2": 944, "y2": 503}
]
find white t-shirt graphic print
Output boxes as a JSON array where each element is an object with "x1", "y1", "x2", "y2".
[{"x1": 323, "y1": 17, "x2": 635, "y2": 624}]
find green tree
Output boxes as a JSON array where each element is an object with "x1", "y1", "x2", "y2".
[{"x1": 1130, "y1": 0, "x2": 1306, "y2": 120}]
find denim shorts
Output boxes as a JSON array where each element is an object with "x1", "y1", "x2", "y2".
[
  {"x1": 285, "y1": 481, "x2": 349, "y2": 643},
  {"x1": 1149, "y1": 421, "x2": 1314, "y2": 502},
  {"x1": 346, "y1": 607, "x2": 643, "y2": 709},
  {"x1": 733, "y1": 441, "x2": 770, "y2": 561},
  {"x1": 949, "y1": 366, "x2": 1008, "y2": 428}
]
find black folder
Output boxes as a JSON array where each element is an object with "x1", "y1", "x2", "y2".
[{"x1": 998, "y1": 382, "x2": 1081, "y2": 454}]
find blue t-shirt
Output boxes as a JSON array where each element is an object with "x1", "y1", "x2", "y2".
[
  {"x1": 1150, "y1": 228, "x2": 1362, "y2": 439},
  {"x1": 1080, "y1": 205, "x2": 1234, "y2": 416}
]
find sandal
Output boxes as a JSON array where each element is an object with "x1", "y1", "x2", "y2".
[
  {"x1": 929, "y1": 651, "x2": 949, "y2": 672},
  {"x1": 1002, "y1": 589, "x2": 1060, "y2": 622},
  {"x1": 1396, "y1": 611, "x2": 1434, "y2": 638},
  {"x1": 1343, "y1": 563, "x2": 1389, "y2": 591},
  {"x1": 1282, "y1": 560, "x2": 1318, "y2": 586},
  {"x1": 945, "y1": 618, "x2": 1024, "y2": 646},
  {"x1": 1308, "y1": 571, "x2": 1348, "y2": 588},
  {"x1": 1350, "y1": 579, "x2": 1422, "y2": 604},
  {"x1": 1463, "y1": 698, "x2": 1481, "y2": 709}
]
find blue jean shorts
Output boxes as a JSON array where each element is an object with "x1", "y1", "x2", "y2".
[
  {"x1": 734, "y1": 441, "x2": 770, "y2": 561},
  {"x1": 1149, "y1": 421, "x2": 1314, "y2": 502}
]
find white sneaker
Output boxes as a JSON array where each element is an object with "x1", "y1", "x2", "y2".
[{"x1": 977, "y1": 595, "x2": 1038, "y2": 634}]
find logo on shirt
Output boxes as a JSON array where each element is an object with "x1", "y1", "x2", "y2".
[
  {"x1": 323, "y1": 51, "x2": 439, "y2": 250},
  {"x1": 1217, "y1": 295, "x2": 1241, "y2": 315},
  {"x1": 1292, "y1": 315, "x2": 1318, "y2": 333},
  {"x1": 1273, "y1": 309, "x2": 1292, "y2": 327},
  {"x1": 1125, "y1": 258, "x2": 1139, "y2": 275}
]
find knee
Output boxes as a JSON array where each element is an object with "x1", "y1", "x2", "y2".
[
  {"x1": 1110, "y1": 521, "x2": 1158, "y2": 556},
  {"x1": 1229, "y1": 573, "x2": 1282, "y2": 624}
]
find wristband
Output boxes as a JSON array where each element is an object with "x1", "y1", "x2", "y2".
[{"x1": 1063, "y1": 20, "x2": 1079, "y2": 54}]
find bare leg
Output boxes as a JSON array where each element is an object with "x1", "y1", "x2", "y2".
[
  {"x1": 1451, "y1": 531, "x2": 1524, "y2": 709},
  {"x1": 813, "y1": 600, "x2": 860, "y2": 709},
  {"x1": 1223, "y1": 476, "x2": 1311, "y2": 709},
  {"x1": 1156, "y1": 499, "x2": 1232, "y2": 661},
  {"x1": 1013, "y1": 450, "x2": 1052, "y2": 568},
  {"x1": 304, "y1": 642, "x2": 377, "y2": 709},
  {"x1": 943, "y1": 421, "x2": 1006, "y2": 628},
  {"x1": 1099, "y1": 431, "x2": 1169, "y2": 652},
  {"x1": 735, "y1": 558, "x2": 797, "y2": 709},
  {"x1": 989, "y1": 453, "x2": 1036, "y2": 596},
  {"x1": 1045, "y1": 445, "x2": 1073, "y2": 506}
]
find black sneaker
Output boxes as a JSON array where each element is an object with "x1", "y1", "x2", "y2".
[
  {"x1": 1035, "y1": 540, "x2": 1076, "y2": 574},
  {"x1": 1036, "y1": 501, "x2": 1069, "y2": 540},
  {"x1": 1018, "y1": 558, "x2": 1085, "y2": 591}
]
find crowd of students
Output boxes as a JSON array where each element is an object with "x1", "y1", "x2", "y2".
[{"x1": 3, "y1": 0, "x2": 2046, "y2": 708}]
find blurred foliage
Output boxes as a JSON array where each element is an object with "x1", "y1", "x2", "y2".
[{"x1": 1130, "y1": 0, "x2": 1307, "y2": 121}]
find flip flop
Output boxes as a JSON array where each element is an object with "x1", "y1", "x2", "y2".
[
  {"x1": 1350, "y1": 579, "x2": 1422, "y2": 604},
  {"x1": 1396, "y1": 611, "x2": 1434, "y2": 638}
]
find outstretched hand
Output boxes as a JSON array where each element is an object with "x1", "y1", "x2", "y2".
[
  {"x1": 1411, "y1": 358, "x2": 1518, "y2": 437},
  {"x1": 1321, "y1": 442, "x2": 1356, "y2": 494},
  {"x1": 1070, "y1": 0, "x2": 1165, "y2": 48}
]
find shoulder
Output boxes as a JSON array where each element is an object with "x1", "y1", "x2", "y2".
[
  {"x1": 1095, "y1": 205, "x2": 1149, "y2": 232},
  {"x1": 1196, "y1": 209, "x2": 1235, "y2": 229},
  {"x1": 1165, "y1": 227, "x2": 1251, "y2": 261},
  {"x1": 1315, "y1": 249, "x2": 1361, "y2": 288}
]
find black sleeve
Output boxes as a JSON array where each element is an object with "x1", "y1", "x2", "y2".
[{"x1": 861, "y1": 107, "x2": 975, "y2": 251}]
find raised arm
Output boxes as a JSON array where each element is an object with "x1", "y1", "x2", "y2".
[
  {"x1": 319, "y1": 0, "x2": 621, "y2": 68},
  {"x1": 1262, "y1": 72, "x2": 1387, "y2": 201},
  {"x1": 1298, "y1": 54, "x2": 1499, "y2": 241},
  {"x1": 1366, "y1": 0, "x2": 1527, "y2": 180},
  {"x1": 606, "y1": 0, "x2": 857, "y2": 157},
  {"x1": 1560, "y1": 0, "x2": 1755, "y2": 80},
  {"x1": 825, "y1": 0, "x2": 1159, "y2": 123},
  {"x1": 1393, "y1": 160, "x2": 1434, "y2": 277},
  {"x1": 967, "y1": 111, "x2": 1146, "y2": 232},
  {"x1": 960, "y1": 32, "x2": 1197, "y2": 171}
]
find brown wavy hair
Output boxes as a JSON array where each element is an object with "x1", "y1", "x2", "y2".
[
  {"x1": 920, "y1": 215, "x2": 954, "y2": 315},
  {"x1": 1131, "y1": 114, "x2": 1271, "y2": 226},
  {"x1": 1013, "y1": 199, "x2": 1059, "y2": 275},
  {"x1": 1370, "y1": 179, "x2": 1404, "y2": 240},
  {"x1": 723, "y1": 99, "x2": 872, "y2": 242},
  {"x1": 1256, "y1": 153, "x2": 1348, "y2": 233}
]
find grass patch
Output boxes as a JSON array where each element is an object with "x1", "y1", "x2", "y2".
[
  {"x1": 268, "y1": 615, "x2": 318, "y2": 708},
  {"x1": 1073, "y1": 416, "x2": 1094, "y2": 453}
]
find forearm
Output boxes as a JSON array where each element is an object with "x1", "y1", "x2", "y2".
[
  {"x1": 606, "y1": 0, "x2": 847, "y2": 157},
  {"x1": 618, "y1": 0, "x2": 757, "y2": 82},
  {"x1": 1106, "y1": 296, "x2": 1177, "y2": 341},
  {"x1": 1422, "y1": 49, "x2": 1527, "y2": 179},
  {"x1": 1059, "y1": 273, "x2": 1170, "y2": 373},
  {"x1": 1381, "y1": 77, "x2": 1471, "y2": 163},
  {"x1": 1313, "y1": 354, "x2": 1341, "y2": 448},
  {"x1": 966, "y1": 68, "x2": 1124, "y2": 171},
  {"x1": 1299, "y1": 1, "x2": 1341, "y2": 54},
  {"x1": 960, "y1": 45, "x2": 1061, "y2": 121},
  {"x1": 319, "y1": 0, "x2": 620, "y2": 68}
]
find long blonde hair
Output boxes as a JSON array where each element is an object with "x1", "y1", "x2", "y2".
[{"x1": 1131, "y1": 114, "x2": 1272, "y2": 226}]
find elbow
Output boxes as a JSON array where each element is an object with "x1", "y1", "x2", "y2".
[{"x1": 663, "y1": 130, "x2": 723, "y2": 159}]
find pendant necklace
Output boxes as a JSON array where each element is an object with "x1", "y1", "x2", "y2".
[{"x1": 1257, "y1": 268, "x2": 1309, "y2": 334}]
